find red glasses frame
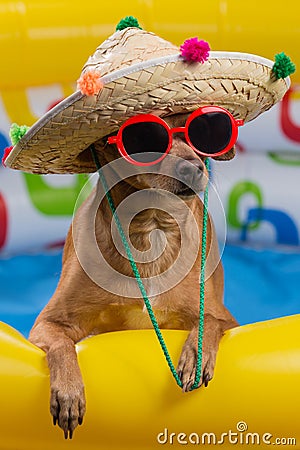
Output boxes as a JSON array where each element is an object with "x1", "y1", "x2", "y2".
[{"x1": 108, "y1": 106, "x2": 244, "y2": 166}]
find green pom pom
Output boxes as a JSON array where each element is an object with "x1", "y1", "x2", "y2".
[
  {"x1": 272, "y1": 52, "x2": 296, "y2": 80},
  {"x1": 9, "y1": 123, "x2": 30, "y2": 146},
  {"x1": 116, "y1": 16, "x2": 142, "y2": 31}
]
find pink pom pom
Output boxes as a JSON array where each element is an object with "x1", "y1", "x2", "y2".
[
  {"x1": 77, "y1": 70, "x2": 103, "y2": 96},
  {"x1": 2, "y1": 146, "x2": 13, "y2": 167},
  {"x1": 180, "y1": 37, "x2": 210, "y2": 63}
]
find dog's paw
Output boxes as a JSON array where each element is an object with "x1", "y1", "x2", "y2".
[
  {"x1": 50, "y1": 383, "x2": 86, "y2": 439},
  {"x1": 177, "y1": 341, "x2": 216, "y2": 392}
]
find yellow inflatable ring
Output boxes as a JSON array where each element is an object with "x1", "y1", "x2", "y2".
[{"x1": 0, "y1": 315, "x2": 299, "y2": 449}]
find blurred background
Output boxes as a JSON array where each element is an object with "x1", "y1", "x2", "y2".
[{"x1": 0, "y1": 0, "x2": 299, "y2": 337}]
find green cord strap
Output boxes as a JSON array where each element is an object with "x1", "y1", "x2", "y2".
[
  {"x1": 90, "y1": 144, "x2": 209, "y2": 390},
  {"x1": 191, "y1": 158, "x2": 209, "y2": 390}
]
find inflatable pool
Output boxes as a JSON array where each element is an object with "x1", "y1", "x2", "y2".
[
  {"x1": 0, "y1": 315, "x2": 299, "y2": 449},
  {"x1": 0, "y1": 2, "x2": 299, "y2": 449}
]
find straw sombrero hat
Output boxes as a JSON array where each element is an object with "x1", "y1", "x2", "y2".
[{"x1": 4, "y1": 16, "x2": 295, "y2": 174}]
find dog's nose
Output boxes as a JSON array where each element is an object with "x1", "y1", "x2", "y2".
[{"x1": 175, "y1": 159, "x2": 204, "y2": 187}]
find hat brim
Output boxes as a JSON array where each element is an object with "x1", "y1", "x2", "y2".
[{"x1": 6, "y1": 52, "x2": 290, "y2": 174}]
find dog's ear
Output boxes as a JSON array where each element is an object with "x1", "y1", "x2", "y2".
[{"x1": 212, "y1": 146, "x2": 236, "y2": 161}]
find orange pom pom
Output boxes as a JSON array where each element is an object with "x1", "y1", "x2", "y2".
[{"x1": 77, "y1": 70, "x2": 103, "y2": 96}]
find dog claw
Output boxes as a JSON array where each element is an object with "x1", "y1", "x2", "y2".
[
  {"x1": 64, "y1": 430, "x2": 68, "y2": 440},
  {"x1": 78, "y1": 417, "x2": 83, "y2": 426},
  {"x1": 53, "y1": 416, "x2": 57, "y2": 426},
  {"x1": 203, "y1": 371, "x2": 211, "y2": 387},
  {"x1": 187, "y1": 380, "x2": 195, "y2": 392},
  {"x1": 69, "y1": 430, "x2": 73, "y2": 440}
]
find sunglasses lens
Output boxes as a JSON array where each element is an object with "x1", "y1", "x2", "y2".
[
  {"x1": 188, "y1": 112, "x2": 232, "y2": 154},
  {"x1": 122, "y1": 122, "x2": 169, "y2": 163}
]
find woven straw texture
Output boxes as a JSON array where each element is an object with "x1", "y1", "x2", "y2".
[{"x1": 6, "y1": 27, "x2": 289, "y2": 174}]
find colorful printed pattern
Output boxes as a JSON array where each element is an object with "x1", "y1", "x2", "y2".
[{"x1": 0, "y1": 83, "x2": 300, "y2": 253}]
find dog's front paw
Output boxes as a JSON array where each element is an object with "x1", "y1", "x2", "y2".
[
  {"x1": 177, "y1": 337, "x2": 216, "y2": 392},
  {"x1": 50, "y1": 383, "x2": 86, "y2": 439}
]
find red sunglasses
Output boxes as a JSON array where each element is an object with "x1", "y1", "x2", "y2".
[{"x1": 108, "y1": 106, "x2": 244, "y2": 166}]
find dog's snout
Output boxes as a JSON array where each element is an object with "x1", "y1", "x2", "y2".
[{"x1": 175, "y1": 159, "x2": 203, "y2": 186}]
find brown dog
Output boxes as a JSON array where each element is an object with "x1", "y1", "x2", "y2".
[
  {"x1": 29, "y1": 112, "x2": 238, "y2": 439},
  {"x1": 3, "y1": 12, "x2": 289, "y2": 442}
]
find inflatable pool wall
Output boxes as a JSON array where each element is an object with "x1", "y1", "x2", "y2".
[
  {"x1": 0, "y1": 315, "x2": 300, "y2": 449},
  {"x1": 1, "y1": 0, "x2": 299, "y2": 88}
]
